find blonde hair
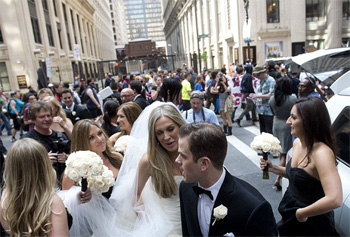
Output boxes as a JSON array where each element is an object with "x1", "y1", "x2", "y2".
[
  {"x1": 147, "y1": 104, "x2": 186, "y2": 198},
  {"x1": 2, "y1": 138, "x2": 56, "y2": 236},
  {"x1": 118, "y1": 102, "x2": 142, "y2": 137},
  {"x1": 38, "y1": 88, "x2": 53, "y2": 100},
  {"x1": 42, "y1": 96, "x2": 67, "y2": 121},
  {"x1": 71, "y1": 119, "x2": 122, "y2": 169}
]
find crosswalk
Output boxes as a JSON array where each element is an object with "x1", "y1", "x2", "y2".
[{"x1": 226, "y1": 126, "x2": 261, "y2": 168}]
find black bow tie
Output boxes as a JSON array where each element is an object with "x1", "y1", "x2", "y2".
[{"x1": 192, "y1": 185, "x2": 213, "y2": 200}]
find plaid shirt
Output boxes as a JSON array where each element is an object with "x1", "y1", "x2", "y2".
[{"x1": 256, "y1": 75, "x2": 275, "y2": 115}]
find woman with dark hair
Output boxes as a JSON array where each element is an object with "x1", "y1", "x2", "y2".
[
  {"x1": 210, "y1": 73, "x2": 233, "y2": 135},
  {"x1": 268, "y1": 77, "x2": 297, "y2": 189},
  {"x1": 102, "y1": 100, "x2": 120, "y2": 137},
  {"x1": 109, "y1": 102, "x2": 142, "y2": 145},
  {"x1": 261, "y1": 97, "x2": 342, "y2": 236},
  {"x1": 157, "y1": 78, "x2": 182, "y2": 104}
]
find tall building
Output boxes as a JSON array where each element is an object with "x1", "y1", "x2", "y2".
[
  {"x1": 163, "y1": 0, "x2": 350, "y2": 71},
  {"x1": 110, "y1": 0, "x2": 128, "y2": 45},
  {"x1": 0, "y1": 0, "x2": 116, "y2": 92},
  {"x1": 124, "y1": 0, "x2": 165, "y2": 42}
]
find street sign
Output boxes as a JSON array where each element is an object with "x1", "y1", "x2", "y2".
[{"x1": 198, "y1": 34, "x2": 209, "y2": 39}]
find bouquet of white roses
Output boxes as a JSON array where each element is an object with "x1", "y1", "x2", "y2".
[
  {"x1": 250, "y1": 132, "x2": 282, "y2": 153},
  {"x1": 65, "y1": 151, "x2": 115, "y2": 193},
  {"x1": 114, "y1": 135, "x2": 132, "y2": 155},
  {"x1": 87, "y1": 166, "x2": 115, "y2": 193},
  {"x1": 250, "y1": 132, "x2": 282, "y2": 179}
]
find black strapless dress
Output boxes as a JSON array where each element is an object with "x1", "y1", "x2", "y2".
[{"x1": 277, "y1": 160, "x2": 339, "y2": 236}]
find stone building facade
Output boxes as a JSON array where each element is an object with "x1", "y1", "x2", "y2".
[
  {"x1": 0, "y1": 0, "x2": 116, "y2": 92},
  {"x1": 163, "y1": 0, "x2": 350, "y2": 71}
]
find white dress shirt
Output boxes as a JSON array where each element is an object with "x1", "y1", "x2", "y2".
[{"x1": 197, "y1": 169, "x2": 226, "y2": 237}]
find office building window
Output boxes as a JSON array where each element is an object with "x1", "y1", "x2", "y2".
[
  {"x1": 42, "y1": 0, "x2": 48, "y2": 11},
  {"x1": 266, "y1": 0, "x2": 280, "y2": 23},
  {"x1": 306, "y1": 39, "x2": 325, "y2": 49},
  {"x1": 306, "y1": 0, "x2": 326, "y2": 22},
  {"x1": 343, "y1": 0, "x2": 350, "y2": 19},
  {"x1": 57, "y1": 22, "x2": 63, "y2": 49},
  {"x1": 0, "y1": 62, "x2": 11, "y2": 91},
  {"x1": 31, "y1": 17, "x2": 42, "y2": 44},
  {"x1": 52, "y1": 0, "x2": 57, "y2": 17},
  {"x1": 28, "y1": 0, "x2": 42, "y2": 44},
  {"x1": 47, "y1": 24, "x2": 54, "y2": 46},
  {"x1": 0, "y1": 26, "x2": 3, "y2": 44}
]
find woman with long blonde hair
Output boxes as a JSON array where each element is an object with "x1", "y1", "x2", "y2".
[
  {"x1": 111, "y1": 102, "x2": 186, "y2": 236},
  {"x1": 42, "y1": 96, "x2": 73, "y2": 139},
  {"x1": 62, "y1": 119, "x2": 122, "y2": 199},
  {"x1": 0, "y1": 138, "x2": 69, "y2": 236}
]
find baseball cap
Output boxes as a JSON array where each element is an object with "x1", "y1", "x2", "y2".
[
  {"x1": 190, "y1": 91, "x2": 204, "y2": 100},
  {"x1": 10, "y1": 91, "x2": 17, "y2": 95},
  {"x1": 253, "y1": 65, "x2": 267, "y2": 75}
]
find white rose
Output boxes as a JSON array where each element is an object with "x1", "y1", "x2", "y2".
[
  {"x1": 90, "y1": 162, "x2": 103, "y2": 176},
  {"x1": 114, "y1": 135, "x2": 131, "y2": 153},
  {"x1": 66, "y1": 169, "x2": 80, "y2": 182},
  {"x1": 212, "y1": 204, "x2": 228, "y2": 226},
  {"x1": 261, "y1": 143, "x2": 272, "y2": 153},
  {"x1": 214, "y1": 204, "x2": 228, "y2": 219}
]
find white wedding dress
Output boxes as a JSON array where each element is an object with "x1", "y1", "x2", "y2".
[
  {"x1": 57, "y1": 186, "x2": 128, "y2": 236},
  {"x1": 110, "y1": 102, "x2": 184, "y2": 236}
]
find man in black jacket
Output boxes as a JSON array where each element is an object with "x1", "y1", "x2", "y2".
[
  {"x1": 61, "y1": 89, "x2": 91, "y2": 124},
  {"x1": 130, "y1": 80, "x2": 148, "y2": 110},
  {"x1": 176, "y1": 123, "x2": 277, "y2": 236},
  {"x1": 236, "y1": 64, "x2": 258, "y2": 126}
]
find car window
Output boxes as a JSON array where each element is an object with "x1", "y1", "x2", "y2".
[{"x1": 332, "y1": 106, "x2": 350, "y2": 166}]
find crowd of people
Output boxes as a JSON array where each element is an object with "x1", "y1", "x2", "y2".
[{"x1": 0, "y1": 62, "x2": 342, "y2": 236}]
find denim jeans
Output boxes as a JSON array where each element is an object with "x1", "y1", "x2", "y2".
[{"x1": 0, "y1": 113, "x2": 12, "y2": 134}]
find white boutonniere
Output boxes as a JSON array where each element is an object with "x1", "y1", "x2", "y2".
[
  {"x1": 72, "y1": 111, "x2": 76, "y2": 116},
  {"x1": 212, "y1": 204, "x2": 228, "y2": 226}
]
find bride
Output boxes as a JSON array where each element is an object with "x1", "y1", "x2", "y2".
[{"x1": 110, "y1": 101, "x2": 186, "y2": 236}]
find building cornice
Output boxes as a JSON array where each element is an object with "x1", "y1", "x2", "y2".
[{"x1": 79, "y1": 0, "x2": 95, "y2": 15}]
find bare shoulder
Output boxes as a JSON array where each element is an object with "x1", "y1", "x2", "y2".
[
  {"x1": 292, "y1": 138, "x2": 301, "y2": 147},
  {"x1": 139, "y1": 153, "x2": 150, "y2": 170},
  {"x1": 51, "y1": 194, "x2": 66, "y2": 215},
  {"x1": 112, "y1": 151, "x2": 123, "y2": 161},
  {"x1": 109, "y1": 132, "x2": 121, "y2": 144},
  {"x1": 312, "y1": 142, "x2": 335, "y2": 164}
]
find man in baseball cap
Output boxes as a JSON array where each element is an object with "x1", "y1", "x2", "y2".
[
  {"x1": 250, "y1": 65, "x2": 275, "y2": 134},
  {"x1": 182, "y1": 90, "x2": 219, "y2": 125}
]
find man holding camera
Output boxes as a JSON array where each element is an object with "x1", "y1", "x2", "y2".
[
  {"x1": 182, "y1": 91, "x2": 219, "y2": 125},
  {"x1": 23, "y1": 101, "x2": 69, "y2": 184}
]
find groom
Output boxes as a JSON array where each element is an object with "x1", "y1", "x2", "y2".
[{"x1": 176, "y1": 122, "x2": 277, "y2": 236}]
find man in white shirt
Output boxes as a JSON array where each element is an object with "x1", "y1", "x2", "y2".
[
  {"x1": 182, "y1": 91, "x2": 219, "y2": 125},
  {"x1": 176, "y1": 122, "x2": 277, "y2": 236}
]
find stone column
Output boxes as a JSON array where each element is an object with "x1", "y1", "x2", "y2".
[{"x1": 325, "y1": 2, "x2": 342, "y2": 48}]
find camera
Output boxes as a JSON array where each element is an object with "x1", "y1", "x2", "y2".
[
  {"x1": 51, "y1": 132, "x2": 71, "y2": 154},
  {"x1": 219, "y1": 73, "x2": 223, "y2": 82}
]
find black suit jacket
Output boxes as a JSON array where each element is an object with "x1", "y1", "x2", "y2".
[
  {"x1": 179, "y1": 170, "x2": 278, "y2": 236},
  {"x1": 64, "y1": 104, "x2": 91, "y2": 124},
  {"x1": 133, "y1": 95, "x2": 148, "y2": 110}
]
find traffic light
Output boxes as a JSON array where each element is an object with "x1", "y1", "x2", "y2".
[{"x1": 115, "y1": 62, "x2": 119, "y2": 67}]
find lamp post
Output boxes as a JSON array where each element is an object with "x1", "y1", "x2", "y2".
[
  {"x1": 167, "y1": 44, "x2": 175, "y2": 72},
  {"x1": 243, "y1": 0, "x2": 251, "y2": 62}
]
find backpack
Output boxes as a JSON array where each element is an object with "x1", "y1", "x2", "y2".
[
  {"x1": 2, "y1": 102, "x2": 10, "y2": 116},
  {"x1": 18, "y1": 103, "x2": 30, "y2": 131},
  {"x1": 80, "y1": 87, "x2": 89, "y2": 104},
  {"x1": 205, "y1": 83, "x2": 213, "y2": 102}
]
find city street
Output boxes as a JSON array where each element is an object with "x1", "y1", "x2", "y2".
[{"x1": 0, "y1": 106, "x2": 283, "y2": 222}]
